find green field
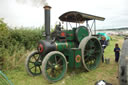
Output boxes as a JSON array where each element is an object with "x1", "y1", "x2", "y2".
[{"x1": 2, "y1": 36, "x2": 123, "y2": 85}]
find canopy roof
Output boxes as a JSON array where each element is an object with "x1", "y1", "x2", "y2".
[{"x1": 59, "y1": 11, "x2": 105, "y2": 23}]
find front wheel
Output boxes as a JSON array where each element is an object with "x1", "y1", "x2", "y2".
[
  {"x1": 25, "y1": 51, "x2": 42, "y2": 76},
  {"x1": 42, "y1": 51, "x2": 67, "y2": 83}
]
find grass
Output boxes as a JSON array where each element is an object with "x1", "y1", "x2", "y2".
[{"x1": 3, "y1": 36, "x2": 124, "y2": 85}]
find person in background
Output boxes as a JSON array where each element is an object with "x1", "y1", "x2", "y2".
[
  {"x1": 114, "y1": 43, "x2": 120, "y2": 62},
  {"x1": 100, "y1": 36, "x2": 108, "y2": 63}
]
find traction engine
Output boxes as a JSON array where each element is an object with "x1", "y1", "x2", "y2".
[{"x1": 25, "y1": 5, "x2": 105, "y2": 83}]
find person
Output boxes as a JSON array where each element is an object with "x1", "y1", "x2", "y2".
[
  {"x1": 100, "y1": 36, "x2": 108, "y2": 63},
  {"x1": 114, "y1": 43, "x2": 120, "y2": 62}
]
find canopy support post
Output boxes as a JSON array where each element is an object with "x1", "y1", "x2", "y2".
[{"x1": 94, "y1": 19, "x2": 96, "y2": 34}]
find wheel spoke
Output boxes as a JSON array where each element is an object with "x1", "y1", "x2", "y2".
[
  {"x1": 55, "y1": 69, "x2": 61, "y2": 77},
  {"x1": 33, "y1": 55, "x2": 37, "y2": 61},
  {"x1": 57, "y1": 58, "x2": 62, "y2": 64},
  {"x1": 50, "y1": 69, "x2": 55, "y2": 77},
  {"x1": 29, "y1": 61, "x2": 34, "y2": 64},
  {"x1": 46, "y1": 64, "x2": 52, "y2": 70},
  {"x1": 35, "y1": 66, "x2": 37, "y2": 73},
  {"x1": 49, "y1": 69, "x2": 53, "y2": 75},
  {"x1": 55, "y1": 56, "x2": 57, "y2": 64},
  {"x1": 53, "y1": 70, "x2": 57, "y2": 77},
  {"x1": 38, "y1": 66, "x2": 41, "y2": 72},
  {"x1": 30, "y1": 65, "x2": 35, "y2": 70},
  {"x1": 48, "y1": 61, "x2": 52, "y2": 66}
]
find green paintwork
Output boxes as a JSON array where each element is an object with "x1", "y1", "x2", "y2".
[
  {"x1": 63, "y1": 49, "x2": 74, "y2": 67},
  {"x1": 63, "y1": 28, "x2": 76, "y2": 41},
  {"x1": 76, "y1": 26, "x2": 89, "y2": 42},
  {"x1": 71, "y1": 48, "x2": 82, "y2": 68},
  {"x1": 63, "y1": 48, "x2": 82, "y2": 68},
  {"x1": 45, "y1": 53, "x2": 66, "y2": 81},
  {"x1": 55, "y1": 41, "x2": 75, "y2": 51}
]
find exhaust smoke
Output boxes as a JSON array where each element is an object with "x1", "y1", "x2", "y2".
[{"x1": 16, "y1": 0, "x2": 47, "y2": 7}]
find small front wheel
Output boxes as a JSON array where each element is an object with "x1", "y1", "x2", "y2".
[
  {"x1": 42, "y1": 51, "x2": 67, "y2": 83},
  {"x1": 25, "y1": 51, "x2": 42, "y2": 76}
]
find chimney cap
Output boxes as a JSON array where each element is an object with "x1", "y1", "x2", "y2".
[{"x1": 44, "y1": 5, "x2": 51, "y2": 9}]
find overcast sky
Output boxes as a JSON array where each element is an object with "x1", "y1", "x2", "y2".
[{"x1": 0, "y1": 0, "x2": 127, "y2": 29}]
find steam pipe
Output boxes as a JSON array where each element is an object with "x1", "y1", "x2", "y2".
[{"x1": 44, "y1": 5, "x2": 51, "y2": 40}]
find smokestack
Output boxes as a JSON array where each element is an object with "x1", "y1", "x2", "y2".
[{"x1": 44, "y1": 5, "x2": 51, "y2": 40}]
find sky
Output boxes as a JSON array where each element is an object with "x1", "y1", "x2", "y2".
[{"x1": 0, "y1": 0, "x2": 127, "y2": 29}]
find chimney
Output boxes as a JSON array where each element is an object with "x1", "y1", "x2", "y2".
[{"x1": 43, "y1": 5, "x2": 51, "y2": 40}]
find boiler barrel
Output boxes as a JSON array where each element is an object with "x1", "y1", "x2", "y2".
[
  {"x1": 38, "y1": 40, "x2": 75, "y2": 56},
  {"x1": 55, "y1": 42, "x2": 75, "y2": 51}
]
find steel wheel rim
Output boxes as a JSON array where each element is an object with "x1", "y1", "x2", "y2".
[
  {"x1": 27, "y1": 52, "x2": 42, "y2": 76},
  {"x1": 45, "y1": 54, "x2": 66, "y2": 81}
]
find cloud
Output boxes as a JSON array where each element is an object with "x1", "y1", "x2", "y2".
[{"x1": 0, "y1": 0, "x2": 127, "y2": 29}]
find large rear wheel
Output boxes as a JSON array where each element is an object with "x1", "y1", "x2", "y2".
[
  {"x1": 79, "y1": 36, "x2": 102, "y2": 71},
  {"x1": 42, "y1": 51, "x2": 67, "y2": 83}
]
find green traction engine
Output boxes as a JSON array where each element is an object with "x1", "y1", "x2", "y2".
[{"x1": 25, "y1": 5, "x2": 105, "y2": 83}]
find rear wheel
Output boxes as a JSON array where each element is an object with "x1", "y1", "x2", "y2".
[
  {"x1": 79, "y1": 36, "x2": 102, "y2": 71},
  {"x1": 42, "y1": 51, "x2": 67, "y2": 83},
  {"x1": 25, "y1": 51, "x2": 42, "y2": 76}
]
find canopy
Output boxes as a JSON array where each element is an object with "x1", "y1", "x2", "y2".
[{"x1": 59, "y1": 11, "x2": 105, "y2": 23}]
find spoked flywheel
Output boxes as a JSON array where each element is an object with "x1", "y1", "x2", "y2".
[
  {"x1": 42, "y1": 51, "x2": 67, "y2": 83},
  {"x1": 25, "y1": 51, "x2": 42, "y2": 76},
  {"x1": 79, "y1": 36, "x2": 102, "y2": 71}
]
